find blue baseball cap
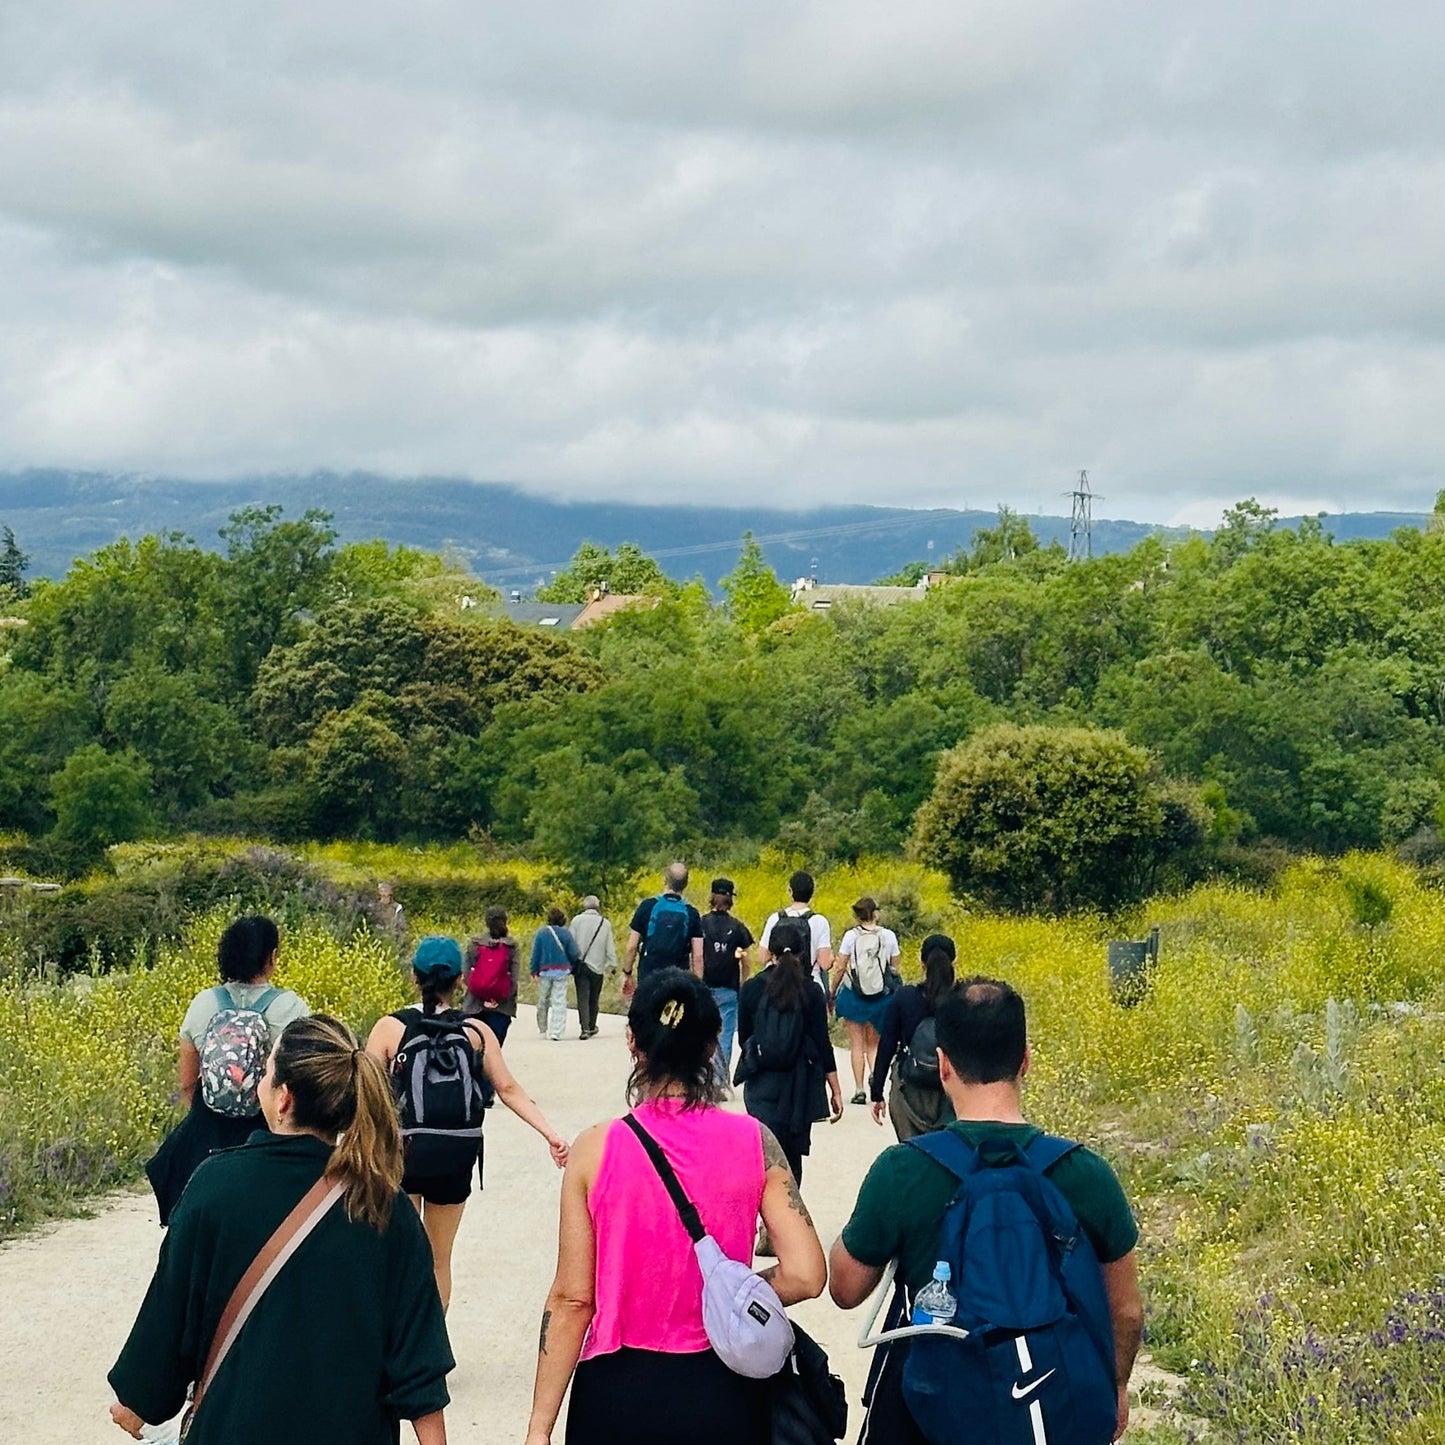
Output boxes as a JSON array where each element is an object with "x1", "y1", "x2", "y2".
[{"x1": 412, "y1": 935, "x2": 463, "y2": 977}]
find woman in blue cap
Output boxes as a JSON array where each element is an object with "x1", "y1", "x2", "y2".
[{"x1": 367, "y1": 935, "x2": 570, "y2": 1310}]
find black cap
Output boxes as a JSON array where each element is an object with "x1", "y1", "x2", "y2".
[{"x1": 710, "y1": 877, "x2": 737, "y2": 897}]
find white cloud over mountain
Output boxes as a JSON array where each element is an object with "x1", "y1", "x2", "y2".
[{"x1": 1, "y1": 1, "x2": 1441, "y2": 522}]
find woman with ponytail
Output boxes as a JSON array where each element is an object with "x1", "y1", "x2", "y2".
[
  {"x1": 735, "y1": 918, "x2": 843, "y2": 1194},
  {"x1": 868, "y1": 933, "x2": 959, "y2": 1141},
  {"x1": 109, "y1": 1015, "x2": 453, "y2": 1444},
  {"x1": 526, "y1": 971, "x2": 827, "y2": 1445},
  {"x1": 367, "y1": 935, "x2": 569, "y2": 1310}
]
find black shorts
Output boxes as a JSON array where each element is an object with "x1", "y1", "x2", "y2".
[{"x1": 401, "y1": 1166, "x2": 473, "y2": 1206}]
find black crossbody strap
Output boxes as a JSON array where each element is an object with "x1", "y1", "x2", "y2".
[{"x1": 621, "y1": 1113, "x2": 705, "y2": 1244}]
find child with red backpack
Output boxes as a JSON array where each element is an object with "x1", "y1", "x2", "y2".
[{"x1": 462, "y1": 906, "x2": 520, "y2": 1044}]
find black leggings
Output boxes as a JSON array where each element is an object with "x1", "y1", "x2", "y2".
[{"x1": 566, "y1": 1348, "x2": 766, "y2": 1445}]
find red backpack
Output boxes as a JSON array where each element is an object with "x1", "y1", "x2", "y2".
[{"x1": 466, "y1": 938, "x2": 513, "y2": 1002}]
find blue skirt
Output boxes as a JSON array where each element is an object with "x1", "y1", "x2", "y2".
[{"x1": 835, "y1": 984, "x2": 892, "y2": 1029}]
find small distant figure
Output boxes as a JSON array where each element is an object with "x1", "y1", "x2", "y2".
[
  {"x1": 831, "y1": 896, "x2": 901, "y2": 1105},
  {"x1": 462, "y1": 907, "x2": 521, "y2": 1046},
  {"x1": 757, "y1": 870, "x2": 833, "y2": 996},
  {"x1": 870, "y1": 934, "x2": 958, "y2": 1140},
  {"x1": 569, "y1": 895, "x2": 617, "y2": 1040},
  {"x1": 377, "y1": 880, "x2": 407, "y2": 951},
  {"x1": 622, "y1": 862, "x2": 704, "y2": 997},
  {"x1": 699, "y1": 877, "x2": 753, "y2": 1085},
  {"x1": 532, "y1": 906, "x2": 581, "y2": 1041}
]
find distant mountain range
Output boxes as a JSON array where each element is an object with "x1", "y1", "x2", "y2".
[{"x1": 0, "y1": 470, "x2": 1430, "y2": 591}]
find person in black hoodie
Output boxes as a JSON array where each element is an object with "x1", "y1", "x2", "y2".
[
  {"x1": 735, "y1": 918, "x2": 843, "y2": 1189},
  {"x1": 869, "y1": 933, "x2": 958, "y2": 1141}
]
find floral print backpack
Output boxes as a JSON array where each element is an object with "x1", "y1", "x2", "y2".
[{"x1": 198, "y1": 985, "x2": 281, "y2": 1117}]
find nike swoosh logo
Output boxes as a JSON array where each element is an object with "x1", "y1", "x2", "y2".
[{"x1": 1011, "y1": 1369, "x2": 1056, "y2": 1400}]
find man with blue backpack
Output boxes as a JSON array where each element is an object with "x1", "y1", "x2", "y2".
[
  {"x1": 621, "y1": 861, "x2": 704, "y2": 997},
  {"x1": 828, "y1": 978, "x2": 1143, "y2": 1445}
]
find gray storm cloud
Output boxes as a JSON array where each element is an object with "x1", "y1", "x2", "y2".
[{"x1": 0, "y1": 0, "x2": 1441, "y2": 521}]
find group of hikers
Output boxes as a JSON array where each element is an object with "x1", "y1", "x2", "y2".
[{"x1": 109, "y1": 863, "x2": 1143, "y2": 1445}]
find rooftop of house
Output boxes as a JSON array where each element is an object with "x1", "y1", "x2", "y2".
[
  {"x1": 789, "y1": 576, "x2": 934, "y2": 610},
  {"x1": 498, "y1": 600, "x2": 586, "y2": 629}
]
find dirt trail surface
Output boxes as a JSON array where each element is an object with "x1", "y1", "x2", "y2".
[{"x1": 0, "y1": 1007, "x2": 1161, "y2": 1442}]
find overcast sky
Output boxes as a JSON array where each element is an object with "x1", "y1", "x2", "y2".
[{"x1": 1, "y1": 2, "x2": 1441, "y2": 525}]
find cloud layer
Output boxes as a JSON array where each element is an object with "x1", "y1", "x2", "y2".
[{"x1": 2, "y1": 1, "x2": 1442, "y2": 523}]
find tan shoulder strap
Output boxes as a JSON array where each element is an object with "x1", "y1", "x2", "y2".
[{"x1": 191, "y1": 1174, "x2": 347, "y2": 1418}]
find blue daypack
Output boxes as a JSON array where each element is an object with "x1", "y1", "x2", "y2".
[
  {"x1": 901, "y1": 1130, "x2": 1118, "y2": 1445},
  {"x1": 644, "y1": 893, "x2": 692, "y2": 970}
]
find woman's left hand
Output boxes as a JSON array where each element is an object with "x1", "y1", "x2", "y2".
[
  {"x1": 109, "y1": 1402, "x2": 145, "y2": 1438},
  {"x1": 548, "y1": 1135, "x2": 570, "y2": 1169},
  {"x1": 829, "y1": 1089, "x2": 845, "y2": 1122}
]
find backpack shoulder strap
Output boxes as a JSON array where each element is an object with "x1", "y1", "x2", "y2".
[
  {"x1": 621, "y1": 1114, "x2": 705, "y2": 1244},
  {"x1": 213, "y1": 985, "x2": 234, "y2": 1011},
  {"x1": 905, "y1": 1128, "x2": 980, "y2": 1183},
  {"x1": 1024, "y1": 1133, "x2": 1082, "y2": 1173},
  {"x1": 251, "y1": 987, "x2": 281, "y2": 1015}
]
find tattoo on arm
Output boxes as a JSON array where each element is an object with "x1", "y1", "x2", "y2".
[
  {"x1": 783, "y1": 1172, "x2": 814, "y2": 1227},
  {"x1": 759, "y1": 1125, "x2": 790, "y2": 1176},
  {"x1": 538, "y1": 1308, "x2": 552, "y2": 1356},
  {"x1": 757, "y1": 1264, "x2": 779, "y2": 1285}
]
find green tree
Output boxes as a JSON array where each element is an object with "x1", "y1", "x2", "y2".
[
  {"x1": 0, "y1": 674, "x2": 96, "y2": 831},
  {"x1": 218, "y1": 506, "x2": 338, "y2": 690},
  {"x1": 304, "y1": 706, "x2": 407, "y2": 838},
  {"x1": 49, "y1": 744, "x2": 154, "y2": 863},
  {"x1": 0, "y1": 525, "x2": 29, "y2": 599},
  {"x1": 968, "y1": 506, "x2": 1040, "y2": 569},
  {"x1": 536, "y1": 542, "x2": 678, "y2": 603},
  {"x1": 104, "y1": 665, "x2": 246, "y2": 813},
  {"x1": 526, "y1": 745, "x2": 695, "y2": 902},
  {"x1": 720, "y1": 533, "x2": 793, "y2": 636},
  {"x1": 912, "y1": 723, "x2": 1203, "y2": 912}
]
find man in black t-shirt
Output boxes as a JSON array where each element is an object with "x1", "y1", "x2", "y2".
[
  {"x1": 622, "y1": 861, "x2": 704, "y2": 996},
  {"x1": 699, "y1": 877, "x2": 754, "y2": 1085}
]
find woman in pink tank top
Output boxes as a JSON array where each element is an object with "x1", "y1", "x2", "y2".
[{"x1": 525, "y1": 970, "x2": 827, "y2": 1445}]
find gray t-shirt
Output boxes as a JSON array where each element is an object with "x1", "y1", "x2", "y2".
[{"x1": 180, "y1": 982, "x2": 310, "y2": 1047}]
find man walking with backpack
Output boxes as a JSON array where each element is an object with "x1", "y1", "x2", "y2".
[
  {"x1": 622, "y1": 862, "x2": 704, "y2": 997},
  {"x1": 829, "y1": 978, "x2": 1143, "y2": 1445},
  {"x1": 757, "y1": 870, "x2": 833, "y2": 997}
]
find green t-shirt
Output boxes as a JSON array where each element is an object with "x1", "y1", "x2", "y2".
[{"x1": 840, "y1": 1120, "x2": 1139, "y2": 1297}]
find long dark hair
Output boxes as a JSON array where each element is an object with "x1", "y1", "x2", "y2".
[
  {"x1": 763, "y1": 918, "x2": 810, "y2": 1011},
  {"x1": 920, "y1": 934, "x2": 958, "y2": 1012},
  {"x1": 217, "y1": 915, "x2": 280, "y2": 983},
  {"x1": 271, "y1": 1015, "x2": 404, "y2": 1231},
  {"x1": 626, "y1": 971, "x2": 723, "y2": 1110}
]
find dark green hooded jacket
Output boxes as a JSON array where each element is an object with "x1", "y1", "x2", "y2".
[{"x1": 111, "y1": 1131, "x2": 453, "y2": 1444}]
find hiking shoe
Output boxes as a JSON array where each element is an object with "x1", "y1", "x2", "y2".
[{"x1": 851, "y1": 1091, "x2": 867, "y2": 1105}]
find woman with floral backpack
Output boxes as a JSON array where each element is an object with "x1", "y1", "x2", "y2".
[{"x1": 144, "y1": 915, "x2": 310, "y2": 1225}]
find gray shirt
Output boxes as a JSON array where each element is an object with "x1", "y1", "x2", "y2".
[{"x1": 568, "y1": 910, "x2": 618, "y2": 976}]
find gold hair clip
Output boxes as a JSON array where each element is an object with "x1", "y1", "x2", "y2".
[{"x1": 659, "y1": 999, "x2": 686, "y2": 1029}]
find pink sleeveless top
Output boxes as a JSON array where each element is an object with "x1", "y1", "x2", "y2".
[{"x1": 580, "y1": 1099, "x2": 766, "y2": 1359}]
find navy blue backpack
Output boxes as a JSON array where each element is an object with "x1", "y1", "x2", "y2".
[{"x1": 900, "y1": 1131, "x2": 1118, "y2": 1445}]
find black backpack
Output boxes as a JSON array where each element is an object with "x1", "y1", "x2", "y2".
[
  {"x1": 746, "y1": 995, "x2": 806, "y2": 1074},
  {"x1": 772, "y1": 910, "x2": 815, "y2": 972},
  {"x1": 900, "y1": 1015, "x2": 942, "y2": 1090},
  {"x1": 391, "y1": 1011, "x2": 491, "y2": 1176},
  {"x1": 701, "y1": 913, "x2": 745, "y2": 988}
]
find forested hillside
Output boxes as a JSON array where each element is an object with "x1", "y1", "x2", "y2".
[{"x1": 3, "y1": 499, "x2": 1445, "y2": 885}]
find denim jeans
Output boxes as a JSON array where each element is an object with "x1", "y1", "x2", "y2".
[
  {"x1": 536, "y1": 973, "x2": 570, "y2": 1040},
  {"x1": 711, "y1": 986, "x2": 739, "y2": 1085}
]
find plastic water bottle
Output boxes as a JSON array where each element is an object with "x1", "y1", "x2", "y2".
[{"x1": 911, "y1": 1260, "x2": 957, "y2": 1327}]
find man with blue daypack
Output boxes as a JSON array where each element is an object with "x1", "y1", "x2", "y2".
[
  {"x1": 621, "y1": 861, "x2": 704, "y2": 997},
  {"x1": 828, "y1": 978, "x2": 1143, "y2": 1445}
]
